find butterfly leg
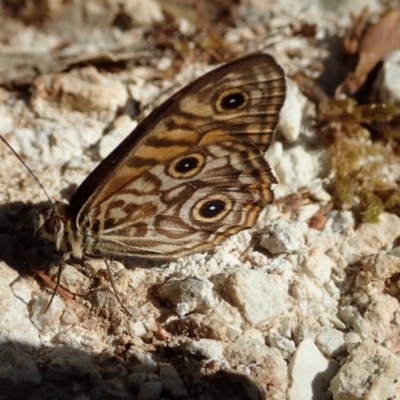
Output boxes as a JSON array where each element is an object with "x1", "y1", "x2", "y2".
[
  {"x1": 17, "y1": 239, "x2": 72, "y2": 304},
  {"x1": 44, "y1": 256, "x2": 68, "y2": 312},
  {"x1": 239, "y1": 231, "x2": 263, "y2": 262},
  {"x1": 104, "y1": 258, "x2": 132, "y2": 317}
]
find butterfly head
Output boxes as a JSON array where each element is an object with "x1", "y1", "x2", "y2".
[
  {"x1": 36, "y1": 202, "x2": 85, "y2": 259},
  {"x1": 35, "y1": 202, "x2": 77, "y2": 257}
]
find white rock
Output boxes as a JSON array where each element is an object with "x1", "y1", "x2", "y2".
[
  {"x1": 338, "y1": 306, "x2": 364, "y2": 333},
  {"x1": 99, "y1": 115, "x2": 138, "y2": 159},
  {"x1": 157, "y1": 277, "x2": 215, "y2": 317},
  {"x1": 60, "y1": 307, "x2": 80, "y2": 326},
  {"x1": 291, "y1": 274, "x2": 323, "y2": 302},
  {"x1": 288, "y1": 339, "x2": 340, "y2": 400},
  {"x1": 128, "y1": 349, "x2": 160, "y2": 374},
  {"x1": 361, "y1": 254, "x2": 400, "y2": 279},
  {"x1": 268, "y1": 333, "x2": 296, "y2": 359},
  {"x1": 296, "y1": 203, "x2": 322, "y2": 222},
  {"x1": 128, "y1": 81, "x2": 161, "y2": 108},
  {"x1": 178, "y1": 18, "x2": 196, "y2": 36},
  {"x1": 364, "y1": 292, "x2": 398, "y2": 327},
  {"x1": 32, "y1": 67, "x2": 128, "y2": 118},
  {"x1": 303, "y1": 249, "x2": 335, "y2": 284},
  {"x1": 375, "y1": 50, "x2": 400, "y2": 105},
  {"x1": 12, "y1": 128, "x2": 37, "y2": 158},
  {"x1": 303, "y1": 229, "x2": 333, "y2": 255},
  {"x1": 6, "y1": 262, "x2": 39, "y2": 304},
  {"x1": 225, "y1": 269, "x2": 287, "y2": 326},
  {"x1": 183, "y1": 311, "x2": 242, "y2": 341},
  {"x1": 260, "y1": 220, "x2": 306, "y2": 254},
  {"x1": 226, "y1": 330, "x2": 288, "y2": 397},
  {"x1": 129, "y1": 321, "x2": 147, "y2": 337},
  {"x1": 259, "y1": 258, "x2": 293, "y2": 275},
  {"x1": 320, "y1": 313, "x2": 347, "y2": 330},
  {"x1": 14, "y1": 121, "x2": 103, "y2": 169},
  {"x1": 274, "y1": 145, "x2": 323, "y2": 188},
  {"x1": 125, "y1": 0, "x2": 163, "y2": 25},
  {"x1": 315, "y1": 328, "x2": 346, "y2": 358},
  {"x1": 265, "y1": 140, "x2": 284, "y2": 169},
  {"x1": 225, "y1": 325, "x2": 242, "y2": 341},
  {"x1": 343, "y1": 332, "x2": 362, "y2": 353},
  {"x1": 339, "y1": 213, "x2": 400, "y2": 263},
  {"x1": 52, "y1": 326, "x2": 107, "y2": 354},
  {"x1": 183, "y1": 338, "x2": 224, "y2": 360},
  {"x1": 48, "y1": 262, "x2": 90, "y2": 294},
  {"x1": 324, "y1": 210, "x2": 355, "y2": 235},
  {"x1": 293, "y1": 319, "x2": 318, "y2": 343},
  {"x1": 226, "y1": 329, "x2": 285, "y2": 366},
  {"x1": 340, "y1": 293, "x2": 398, "y2": 344},
  {"x1": 0, "y1": 110, "x2": 13, "y2": 134},
  {"x1": 308, "y1": 179, "x2": 333, "y2": 202},
  {"x1": 330, "y1": 340, "x2": 400, "y2": 399},
  {"x1": 278, "y1": 78, "x2": 306, "y2": 143},
  {"x1": 316, "y1": 0, "x2": 382, "y2": 14},
  {"x1": 29, "y1": 294, "x2": 66, "y2": 340},
  {"x1": 261, "y1": 0, "x2": 382, "y2": 16},
  {"x1": 208, "y1": 295, "x2": 243, "y2": 328}
]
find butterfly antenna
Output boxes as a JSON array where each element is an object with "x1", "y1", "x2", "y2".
[{"x1": 0, "y1": 134, "x2": 52, "y2": 203}]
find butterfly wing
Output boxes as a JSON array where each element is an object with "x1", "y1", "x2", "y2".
[
  {"x1": 69, "y1": 53, "x2": 285, "y2": 224},
  {"x1": 67, "y1": 53, "x2": 285, "y2": 258},
  {"x1": 83, "y1": 141, "x2": 276, "y2": 258}
]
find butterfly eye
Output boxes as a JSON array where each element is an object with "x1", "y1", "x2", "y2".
[
  {"x1": 168, "y1": 153, "x2": 205, "y2": 178},
  {"x1": 192, "y1": 194, "x2": 232, "y2": 223},
  {"x1": 44, "y1": 216, "x2": 63, "y2": 236},
  {"x1": 216, "y1": 89, "x2": 248, "y2": 112}
]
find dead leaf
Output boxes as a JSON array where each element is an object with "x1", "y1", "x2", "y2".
[
  {"x1": 337, "y1": 5, "x2": 400, "y2": 96},
  {"x1": 157, "y1": 0, "x2": 239, "y2": 25},
  {"x1": 308, "y1": 203, "x2": 333, "y2": 230},
  {"x1": 343, "y1": 7, "x2": 370, "y2": 54}
]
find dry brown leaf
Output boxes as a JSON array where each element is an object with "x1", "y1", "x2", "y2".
[
  {"x1": 343, "y1": 7, "x2": 370, "y2": 54},
  {"x1": 308, "y1": 203, "x2": 333, "y2": 230},
  {"x1": 157, "y1": 0, "x2": 239, "y2": 25},
  {"x1": 337, "y1": 5, "x2": 400, "y2": 96}
]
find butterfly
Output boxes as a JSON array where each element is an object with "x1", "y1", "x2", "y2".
[{"x1": 36, "y1": 53, "x2": 286, "y2": 266}]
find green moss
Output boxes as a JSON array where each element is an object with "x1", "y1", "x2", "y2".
[
  {"x1": 359, "y1": 190, "x2": 385, "y2": 223},
  {"x1": 322, "y1": 98, "x2": 400, "y2": 222}
]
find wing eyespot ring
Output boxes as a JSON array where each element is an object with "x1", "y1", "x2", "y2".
[
  {"x1": 167, "y1": 153, "x2": 205, "y2": 178},
  {"x1": 192, "y1": 194, "x2": 233, "y2": 223},
  {"x1": 216, "y1": 89, "x2": 249, "y2": 112}
]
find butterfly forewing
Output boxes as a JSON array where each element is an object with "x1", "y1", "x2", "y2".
[
  {"x1": 71, "y1": 54, "x2": 285, "y2": 222},
  {"x1": 40, "y1": 53, "x2": 286, "y2": 260}
]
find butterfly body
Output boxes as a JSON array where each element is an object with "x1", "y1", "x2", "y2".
[{"x1": 37, "y1": 53, "x2": 286, "y2": 261}]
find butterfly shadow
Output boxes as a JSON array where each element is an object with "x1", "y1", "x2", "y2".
[
  {"x1": 0, "y1": 338, "x2": 268, "y2": 400},
  {"x1": 0, "y1": 200, "x2": 54, "y2": 274}
]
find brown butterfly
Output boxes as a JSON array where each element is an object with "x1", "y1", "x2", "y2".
[{"x1": 36, "y1": 53, "x2": 286, "y2": 267}]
